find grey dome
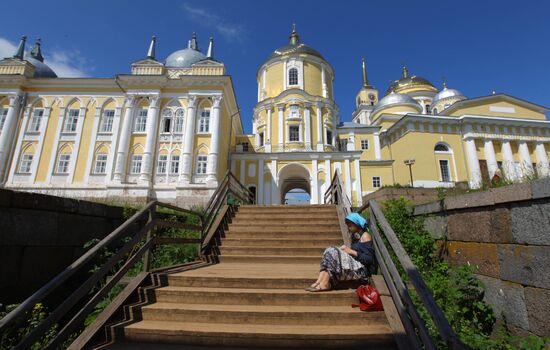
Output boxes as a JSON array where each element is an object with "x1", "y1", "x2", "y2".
[
  {"x1": 165, "y1": 47, "x2": 206, "y2": 68},
  {"x1": 373, "y1": 92, "x2": 422, "y2": 114},
  {"x1": 268, "y1": 27, "x2": 325, "y2": 61},
  {"x1": 432, "y1": 86, "x2": 466, "y2": 104},
  {"x1": 25, "y1": 55, "x2": 57, "y2": 78}
]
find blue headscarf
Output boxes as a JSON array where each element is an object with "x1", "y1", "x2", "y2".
[{"x1": 345, "y1": 213, "x2": 368, "y2": 231}]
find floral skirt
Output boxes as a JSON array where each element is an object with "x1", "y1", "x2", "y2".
[{"x1": 319, "y1": 246, "x2": 368, "y2": 287}]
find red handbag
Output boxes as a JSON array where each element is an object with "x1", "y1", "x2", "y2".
[{"x1": 352, "y1": 284, "x2": 384, "y2": 311}]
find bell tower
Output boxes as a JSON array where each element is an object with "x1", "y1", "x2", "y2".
[{"x1": 353, "y1": 58, "x2": 378, "y2": 125}]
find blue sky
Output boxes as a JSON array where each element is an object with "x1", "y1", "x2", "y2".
[{"x1": 1, "y1": 0, "x2": 549, "y2": 133}]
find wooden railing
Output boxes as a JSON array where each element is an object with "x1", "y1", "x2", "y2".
[
  {"x1": 325, "y1": 170, "x2": 469, "y2": 350},
  {"x1": 0, "y1": 171, "x2": 253, "y2": 350}
]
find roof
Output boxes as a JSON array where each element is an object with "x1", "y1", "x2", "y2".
[{"x1": 442, "y1": 93, "x2": 549, "y2": 114}]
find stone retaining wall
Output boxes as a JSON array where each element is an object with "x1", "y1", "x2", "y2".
[
  {"x1": 363, "y1": 187, "x2": 441, "y2": 206},
  {"x1": 413, "y1": 179, "x2": 550, "y2": 337},
  {"x1": 0, "y1": 189, "x2": 125, "y2": 304}
]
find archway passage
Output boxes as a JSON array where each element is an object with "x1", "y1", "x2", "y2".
[
  {"x1": 284, "y1": 187, "x2": 311, "y2": 205},
  {"x1": 278, "y1": 163, "x2": 311, "y2": 205}
]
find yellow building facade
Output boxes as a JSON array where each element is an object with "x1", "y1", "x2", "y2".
[{"x1": 1, "y1": 29, "x2": 549, "y2": 207}]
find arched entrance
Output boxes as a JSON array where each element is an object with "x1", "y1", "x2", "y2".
[{"x1": 278, "y1": 163, "x2": 311, "y2": 205}]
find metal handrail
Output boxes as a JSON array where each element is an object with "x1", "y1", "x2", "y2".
[{"x1": 0, "y1": 171, "x2": 252, "y2": 349}]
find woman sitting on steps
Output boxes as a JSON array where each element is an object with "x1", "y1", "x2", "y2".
[{"x1": 306, "y1": 213, "x2": 374, "y2": 292}]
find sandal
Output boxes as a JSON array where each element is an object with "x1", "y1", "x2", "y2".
[{"x1": 305, "y1": 283, "x2": 331, "y2": 292}]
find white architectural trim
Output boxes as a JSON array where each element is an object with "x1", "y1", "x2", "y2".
[
  {"x1": 7, "y1": 105, "x2": 30, "y2": 184},
  {"x1": 45, "y1": 107, "x2": 66, "y2": 184}
]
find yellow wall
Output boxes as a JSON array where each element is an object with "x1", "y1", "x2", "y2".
[{"x1": 449, "y1": 100, "x2": 547, "y2": 120}]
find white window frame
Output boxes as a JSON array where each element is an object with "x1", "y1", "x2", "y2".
[
  {"x1": 130, "y1": 155, "x2": 143, "y2": 174},
  {"x1": 93, "y1": 154, "x2": 108, "y2": 174},
  {"x1": 18, "y1": 153, "x2": 33, "y2": 173},
  {"x1": 0, "y1": 108, "x2": 7, "y2": 130},
  {"x1": 170, "y1": 154, "x2": 180, "y2": 174},
  {"x1": 99, "y1": 109, "x2": 115, "y2": 133},
  {"x1": 196, "y1": 154, "x2": 207, "y2": 174},
  {"x1": 439, "y1": 160, "x2": 451, "y2": 182},
  {"x1": 288, "y1": 105, "x2": 300, "y2": 119},
  {"x1": 372, "y1": 176, "x2": 381, "y2": 188},
  {"x1": 133, "y1": 109, "x2": 147, "y2": 133},
  {"x1": 360, "y1": 139, "x2": 369, "y2": 150},
  {"x1": 63, "y1": 109, "x2": 79, "y2": 133},
  {"x1": 198, "y1": 109, "x2": 210, "y2": 133},
  {"x1": 288, "y1": 67, "x2": 298, "y2": 86},
  {"x1": 56, "y1": 154, "x2": 71, "y2": 174},
  {"x1": 157, "y1": 154, "x2": 168, "y2": 174},
  {"x1": 289, "y1": 125, "x2": 300, "y2": 142},
  {"x1": 173, "y1": 108, "x2": 185, "y2": 133},
  {"x1": 28, "y1": 108, "x2": 44, "y2": 132},
  {"x1": 161, "y1": 109, "x2": 173, "y2": 134}
]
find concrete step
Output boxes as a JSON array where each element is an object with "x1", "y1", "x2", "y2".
[
  {"x1": 228, "y1": 221, "x2": 339, "y2": 229},
  {"x1": 237, "y1": 206, "x2": 337, "y2": 214},
  {"x1": 220, "y1": 246, "x2": 326, "y2": 256},
  {"x1": 168, "y1": 275, "x2": 317, "y2": 289},
  {"x1": 123, "y1": 320, "x2": 396, "y2": 348},
  {"x1": 154, "y1": 286, "x2": 357, "y2": 306},
  {"x1": 231, "y1": 213, "x2": 338, "y2": 221},
  {"x1": 139, "y1": 302, "x2": 386, "y2": 325},
  {"x1": 227, "y1": 226, "x2": 341, "y2": 233},
  {"x1": 221, "y1": 237, "x2": 342, "y2": 247},
  {"x1": 219, "y1": 254, "x2": 320, "y2": 264},
  {"x1": 226, "y1": 231, "x2": 342, "y2": 240}
]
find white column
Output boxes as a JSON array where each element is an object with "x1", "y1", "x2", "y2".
[
  {"x1": 0, "y1": 93, "x2": 22, "y2": 183},
  {"x1": 311, "y1": 158, "x2": 318, "y2": 204},
  {"x1": 501, "y1": 140, "x2": 517, "y2": 181},
  {"x1": 113, "y1": 97, "x2": 136, "y2": 182},
  {"x1": 180, "y1": 95, "x2": 198, "y2": 183},
  {"x1": 206, "y1": 95, "x2": 223, "y2": 184},
  {"x1": 344, "y1": 158, "x2": 352, "y2": 201},
  {"x1": 321, "y1": 65, "x2": 327, "y2": 98},
  {"x1": 373, "y1": 132, "x2": 381, "y2": 160},
  {"x1": 535, "y1": 143, "x2": 549, "y2": 178},
  {"x1": 140, "y1": 96, "x2": 160, "y2": 183},
  {"x1": 465, "y1": 138, "x2": 482, "y2": 188},
  {"x1": 518, "y1": 141, "x2": 534, "y2": 177},
  {"x1": 266, "y1": 106, "x2": 272, "y2": 152},
  {"x1": 316, "y1": 103, "x2": 323, "y2": 151},
  {"x1": 354, "y1": 159, "x2": 363, "y2": 206},
  {"x1": 304, "y1": 104, "x2": 311, "y2": 150},
  {"x1": 277, "y1": 105, "x2": 284, "y2": 151},
  {"x1": 6, "y1": 104, "x2": 30, "y2": 184},
  {"x1": 67, "y1": 106, "x2": 87, "y2": 183},
  {"x1": 483, "y1": 139, "x2": 498, "y2": 179},
  {"x1": 324, "y1": 159, "x2": 331, "y2": 203},
  {"x1": 271, "y1": 159, "x2": 278, "y2": 204},
  {"x1": 239, "y1": 159, "x2": 245, "y2": 184},
  {"x1": 258, "y1": 158, "x2": 264, "y2": 204},
  {"x1": 347, "y1": 131, "x2": 355, "y2": 151},
  {"x1": 107, "y1": 106, "x2": 122, "y2": 181}
]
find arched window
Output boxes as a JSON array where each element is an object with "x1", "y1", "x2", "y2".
[
  {"x1": 174, "y1": 108, "x2": 185, "y2": 133},
  {"x1": 161, "y1": 109, "x2": 173, "y2": 133},
  {"x1": 434, "y1": 143, "x2": 450, "y2": 152},
  {"x1": 99, "y1": 109, "x2": 115, "y2": 133},
  {"x1": 432, "y1": 108, "x2": 438, "y2": 115},
  {"x1": 288, "y1": 68, "x2": 298, "y2": 86}
]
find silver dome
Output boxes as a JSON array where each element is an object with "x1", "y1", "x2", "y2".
[
  {"x1": 373, "y1": 92, "x2": 422, "y2": 114},
  {"x1": 165, "y1": 47, "x2": 206, "y2": 68},
  {"x1": 432, "y1": 87, "x2": 466, "y2": 104},
  {"x1": 25, "y1": 55, "x2": 57, "y2": 78}
]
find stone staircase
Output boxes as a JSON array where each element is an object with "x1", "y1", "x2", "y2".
[{"x1": 112, "y1": 205, "x2": 398, "y2": 349}]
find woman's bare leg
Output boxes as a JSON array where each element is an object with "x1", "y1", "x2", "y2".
[{"x1": 317, "y1": 271, "x2": 331, "y2": 289}]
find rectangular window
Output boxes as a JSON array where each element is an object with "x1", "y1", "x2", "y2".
[
  {"x1": 198, "y1": 110, "x2": 210, "y2": 133},
  {"x1": 28, "y1": 108, "x2": 44, "y2": 132},
  {"x1": 196, "y1": 155, "x2": 207, "y2": 174},
  {"x1": 439, "y1": 160, "x2": 451, "y2": 182},
  {"x1": 56, "y1": 154, "x2": 71, "y2": 174},
  {"x1": 133, "y1": 109, "x2": 147, "y2": 132},
  {"x1": 170, "y1": 155, "x2": 180, "y2": 174},
  {"x1": 173, "y1": 113, "x2": 184, "y2": 133},
  {"x1": 157, "y1": 155, "x2": 167, "y2": 174},
  {"x1": 372, "y1": 176, "x2": 381, "y2": 188},
  {"x1": 0, "y1": 108, "x2": 7, "y2": 130},
  {"x1": 130, "y1": 155, "x2": 142, "y2": 174},
  {"x1": 93, "y1": 154, "x2": 108, "y2": 174},
  {"x1": 288, "y1": 68, "x2": 298, "y2": 86},
  {"x1": 360, "y1": 139, "x2": 369, "y2": 150},
  {"x1": 242, "y1": 142, "x2": 249, "y2": 152},
  {"x1": 339, "y1": 139, "x2": 348, "y2": 151},
  {"x1": 19, "y1": 154, "x2": 33, "y2": 173},
  {"x1": 63, "y1": 109, "x2": 79, "y2": 132},
  {"x1": 326, "y1": 130, "x2": 333, "y2": 145},
  {"x1": 289, "y1": 125, "x2": 300, "y2": 142},
  {"x1": 100, "y1": 109, "x2": 115, "y2": 133},
  {"x1": 259, "y1": 132, "x2": 264, "y2": 146}
]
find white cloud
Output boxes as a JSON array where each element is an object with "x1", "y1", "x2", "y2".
[
  {"x1": 181, "y1": 2, "x2": 245, "y2": 43},
  {"x1": 0, "y1": 37, "x2": 89, "y2": 78}
]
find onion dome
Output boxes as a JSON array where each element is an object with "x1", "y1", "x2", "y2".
[
  {"x1": 385, "y1": 66, "x2": 435, "y2": 95},
  {"x1": 165, "y1": 32, "x2": 207, "y2": 68},
  {"x1": 25, "y1": 38, "x2": 57, "y2": 78},
  {"x1": 268, "y1": 25, "x2": 324, "y2": 61},
  {"x1": 373, "y1": 91, "x2": 422, "y2": 114},
  {"x1": 432, "y1": 82, "x2": 466, "y2": 104}
]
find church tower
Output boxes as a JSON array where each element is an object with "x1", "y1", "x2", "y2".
[{"x1": 352, "y1": 57, "x2": 378, "y2": 125}]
